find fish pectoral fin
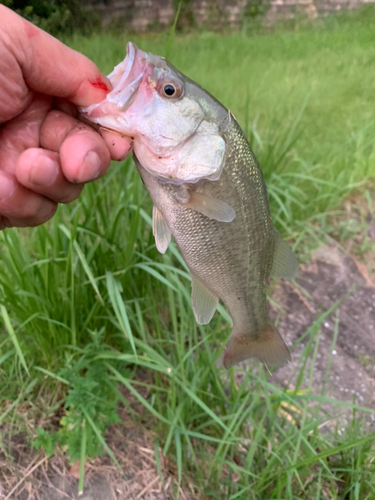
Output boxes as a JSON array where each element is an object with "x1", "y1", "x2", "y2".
[
  {"x1": 223, "y1": 325, "x2": 291, "y2": 369},
  {"x1": 183, "y1": 192, "x2": 236, "y2": 223},
  {"x1": 271, "y1": 230, "x2": 299, "y2": 279},
  {"x1": 191, "y1": 274, "x2": 218, "y2": 325},
  {"x1": 152, "y1": 205, "x2": 171, "y2": 254}
]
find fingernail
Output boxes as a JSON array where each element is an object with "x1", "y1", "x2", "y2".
[
  {"x1": 30, "y1": 155, "x2": 59, "y2": 186},
  {"x1": 79, "y1": 151, "x2": 102, "y2": 182},
  {"x1": 0, "y1": 174, "x2": 15, "y2": 201}
]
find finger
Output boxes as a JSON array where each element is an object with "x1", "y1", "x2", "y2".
[
  {"x1": 16, "y1": 148, "x2": 83, "y2": 204},
  {"x1": 54, "y1": 98, "x2": 78, "y2": 117},
  {"x1": 60, "y1": 130, "x2": 111, "y2": 184},
  {"x1": 40, "y1": 110, "x2": 90, "y2": 152},
  {"x1": 99, "y1": 129, "x2": 133, "y2": 161},
  {"x1": 1, "y1": 6, "x2": 111, "y2": 107},
  {"x1": 41, "y1": 110, "x2": 110, "y2": 182},
  {"x1": 0, "y1": 216, "x2": 13, "y2": 230},
  {"x1": 41, "y1": 109, "x2": 133, "y2": 162},
  {"x1": 41, "y1": 111, "x2": 111, "y2": 182},
  {"x1": 0, "y1": 171, "x2": 56, "y2": 227},
  {"x1": 0, "y1": 94, "x2": 51, "y2": 173}
]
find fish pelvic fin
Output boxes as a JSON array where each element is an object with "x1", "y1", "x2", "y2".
[
  {"x1": 152, "y1": 205, "x2": 171, "y2": 254},
  {"x1": 223, "y1": 325, "x2": 291, "y2": 369}
]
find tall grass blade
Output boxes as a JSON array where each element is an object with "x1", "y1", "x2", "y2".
[
  {"x1": 1, "y1": 305, "x2": 29, "y2": 376},
  {"x1": 83, "y1": 409, "x2": 123, "y2": 473},
  {"x1": 78, "y1": 420, "x2": 87, "y2": 495},
  {"x1": 105, "y1": 271, "x2": 137, "y2": 358},
  {"x1": 165, "y1": 2, "x2": 181, "y2": 59},
  {"x1": 0, "y1": 379, "x2": 38, "y2": 425},
  {"x1": 106, "y1": 364, "x2": 171, "y2": 425}
]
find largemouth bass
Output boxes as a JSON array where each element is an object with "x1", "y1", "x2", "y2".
[{"x1": 81, "y1": 43, "x2": 298, "y2": 369}]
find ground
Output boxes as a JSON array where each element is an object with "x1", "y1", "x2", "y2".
[
  {"x1": 273, "y1": 243, "x2": 375, "y2": 421},
  {"x1": 1, "y1": 387, "x2": 196, "y2": 500},
  {"x1": 2, "y1": 200, "x2": 375, "y2": 499}
]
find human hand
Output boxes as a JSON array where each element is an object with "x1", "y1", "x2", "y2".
[{"x1": 0, "y1": 6, "x2": 133, "y2": 229}]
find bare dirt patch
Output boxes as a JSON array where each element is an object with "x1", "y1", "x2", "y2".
[
  {"x1": 271, "y1": 240, "x2": 375, "y2": 426},
  {"x1": 0, "y1": 391, "x2": 195, "y2": 500}
]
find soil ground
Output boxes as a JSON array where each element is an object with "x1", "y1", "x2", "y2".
[
  {"x1": 1, "y1": 388, "x2": 196, "y2": 500},
  {"x1": 272, "y1": 242, "x2": 375, "y2": 423}
]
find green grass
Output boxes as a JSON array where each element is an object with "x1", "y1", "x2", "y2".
[{"x1": 1, "y1": 8, "x2": 375, "y2": 499}]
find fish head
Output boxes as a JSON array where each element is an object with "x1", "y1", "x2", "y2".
[{"x1": 80, "y1": 42, "x2": 226, "y2": 184}]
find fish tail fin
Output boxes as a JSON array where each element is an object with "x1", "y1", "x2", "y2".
[{"x1": 223, "y1": 325, "x2": 291, "y2": 369}]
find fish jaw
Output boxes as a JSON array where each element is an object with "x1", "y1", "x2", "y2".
[
  {"x1": 80, "y1": 42, "x2": 226, "y2": 185},
  {"x1": 80, "y1": 42, "x2": 151, "y2": 135}
]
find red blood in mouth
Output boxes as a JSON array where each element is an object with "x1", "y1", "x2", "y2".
[{"x1": 89, "y1": 78, "x2": 110, "y2": 93}]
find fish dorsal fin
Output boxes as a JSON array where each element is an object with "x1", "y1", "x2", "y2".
[
  {"x1": 184, "y1": 192, "x2": 236, "y2": 223},
  {"x1": 191, "y1": 274, "x2": 218, "y2": 325},
  {"x1": 152, "y1": 205, "x2": 171, "y2": 254},
  {"x1": 271, "y1": 230, "x2": 299, "y2": 279}
]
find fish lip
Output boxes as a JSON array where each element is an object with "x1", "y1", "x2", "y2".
[
  {"x1": 79, "y1": 41, "x2": 149, "y2": 130},
  {"x1": 114, "y1": 41, "x2": 137, "y2": 85},
  {"x1": 107, "y1": 42, "x2": 144, "y2": 112}
]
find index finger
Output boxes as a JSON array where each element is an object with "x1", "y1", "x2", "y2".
[{"x1": 0, "y1": 5, "x2": 111, "y2": 107}]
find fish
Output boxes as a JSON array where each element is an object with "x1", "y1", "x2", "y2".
[{"x1": 80, "y1": 42, "x2": 298, "y2": 369}]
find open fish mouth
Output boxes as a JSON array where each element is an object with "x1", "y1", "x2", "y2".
[
  {"x1": 79, "y1": 42, "x2": 149, "y2": 134},
  {"x1": 106, "y1": 42, "x2": 148, "y2": 113}
]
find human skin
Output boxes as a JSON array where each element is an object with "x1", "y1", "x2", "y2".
[{"x1": 0, "y1": 5, "x2": 133, "y2": 229}]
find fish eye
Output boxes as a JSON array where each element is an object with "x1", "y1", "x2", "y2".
[
  {"x1": 163, "y1": 84, "x2": 176, "y2": 96},
  {"x1": 161, "y1": 81, "x2": 183, "y2": 99}
]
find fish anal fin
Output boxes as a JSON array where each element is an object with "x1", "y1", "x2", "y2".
[
  {"x1": 152, "y1": 205, "x2": 171, "y2": 254},
  {"x1": 191, "y1": 274, "x2": 218, "y2": 325},
  {"x1": 184, "y1": 192, "x2": 235, "y2": 223},
  {"x1": 223, "y1": 325, "x2": 291, "y2": 369},
  {"x1": 271, "y1": 230, "x2": 299, "y2": 279}
]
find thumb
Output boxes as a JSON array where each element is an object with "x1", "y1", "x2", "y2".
[{"x1": 1, "y1": 6, "x2": 111, "y2": 107}]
